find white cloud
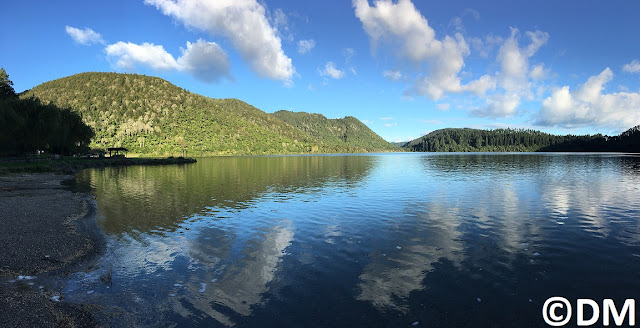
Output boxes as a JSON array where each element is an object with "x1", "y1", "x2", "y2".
[
  {"x1": 65, "y1": 26, "x2": 105, "y2": 45},
  {"x1": 379, "y1": 117, "x2": 393, "y2": 120},
  {"x1": 623, "y1": 60, "x2": 640, "y2": 74},
  {"x1": 464, "y1": 74, "x2": 496, "y2": 96},
  {"x1": 474, "y1": 28, "x2": 549, "y2": 118},
  {"x1": 449, "y1": 17, "x2": 464, "y2": 32},
  {"x1": 319, "y1": 62, "x2": 345, "y2": 79},
  {"x1": 473, "y1": 93, "x2": 520, "y2": 117},
  {"x1": 536, "y1": 68, "x2": 640, "y2": 130},
  {"x1": 497, "y1": 32, "x2": 527, "y2": 85},
  {"x1": 272, "y1": 8, "x2": 293, "y2": 42},
  {"x1": 524, "y1": 30, "x2": 549, "y2": 57},
  {"x1": 106, "y1": 42, "x2": 179, "y2": 71},
  {"x1": 469, "y1": 34, "x2": 503, "y2": 59},
  {"x1": 297, "y1": 39, "x2": 316, "y2": 54},
  {"x1": 343, "y1": 48, "x2": 356, "y2": 62},
  {"x1": 529, "y1": 64, "x2": 548, "y2": 80},
  {"x1": 353, "y1": 0, "x2": 492, "y2": 100},
  {"x1": 178, "y1": 40, "x2": 231, "y2": 83},
  {"x1": 436, "y1": 103, "x2": 450, "y2": 111},
  {"x1": 342, "y1": 48, "x2": 357, "y2": 75},
  {"x1": 497, "y1": 28, "x2": 549, "y2": 92},
  {"x1": 384, "y1": 122, "x2": 398, "y2": 127},
  {"x1": 409, "y1": 34, "x2": 472, "y2": 99},
  {"x1": 449, "y1": 9, "x2": 480, "y2": 33},
  {"x1": 272, "y1": 8, "x2": 288, "y2": 27},
  {"x1": 106, "y1": 39, "x2": 230, "y2": 82},
  {"x1": 353, "y1": 0, "x2": 441, "y2": 61},
  {"x1": 383, "y1": 70, "x2": 402, "y2": 81},
  {"x1": 145, "y1": 0, "x2": 294, "y2": 82},
  {"x1": 352, "y1": 0, "x2": 635, "y2": 132}
]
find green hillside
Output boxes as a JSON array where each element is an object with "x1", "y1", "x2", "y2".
[
  {"x1": 21, "y1": 72, "x2": 391, "y2": 156},
  {"x1": 404, "y1": 128, "x2": 568, "y2": 152},
  {"x1": 272, "y1": 110, "x2": 397, "y2": 152},
  {"x1": 404, "y1": 127, "x2": 639, "y2": 152}
]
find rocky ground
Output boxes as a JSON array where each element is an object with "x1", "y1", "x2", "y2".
[{"x1": 0, "y1": 173, "x2": 104, "y2": 327}]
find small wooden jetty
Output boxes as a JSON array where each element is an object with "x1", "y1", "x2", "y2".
[{"x1": 107, "y1": 147, "x2": 128, "y2": 158}]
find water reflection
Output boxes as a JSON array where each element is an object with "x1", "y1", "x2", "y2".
[
  {"x1": 170, "y1": 224, "x2": 293, "y2": 326},
  {"x1": 74, "y1": 156, "x2": 376, "y2": 236},
  {"x1": 357, "y1": 153, "x2": 640, "y2": 316},
  {"x1": 420, "y1": 153, "x2": 640, "y2": 241},
  {"x1": 61, "y1": 153, "x2": 640, "y2": 327},
  {"x1": 357, "y1": 202, "x2": 465, "y2": 312}
]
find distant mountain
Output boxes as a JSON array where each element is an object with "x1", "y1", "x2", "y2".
[
  {"x1": 404, "y1": 127, "x2": 638, "y2": 153},
  {"x1": 272, "y1": 110, "x2": 397, "y2": 152},
  {"x1": 390, "y1": 141, "x2": 408, "y2": 148},
  {"x1": 22, "y1": 72, "x2": 394, "y2": 156}
]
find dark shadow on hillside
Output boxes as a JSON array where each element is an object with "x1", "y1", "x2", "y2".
[{"x1": 0, "y1": 97, "x2": 93, "y2": 157}]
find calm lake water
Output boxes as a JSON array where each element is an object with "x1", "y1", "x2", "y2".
[{"x1": 65, "y1": 153, "x2": 640, "y2": 327}]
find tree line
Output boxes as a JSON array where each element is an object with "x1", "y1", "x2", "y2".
[
  {"x1": 404, "y1": 127, "x2": 639, "y2": 153},
  {"x1": 0, "y1": 68, "x2": 94, "y2": 156}
]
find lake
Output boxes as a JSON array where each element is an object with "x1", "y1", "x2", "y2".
[{"x1": 65, "y1": 153, "x2": 640, "y2": 327}]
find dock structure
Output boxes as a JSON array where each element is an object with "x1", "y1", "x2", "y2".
[{"x1": 107, "y1": 147, "x2": 128, "y2": 157}]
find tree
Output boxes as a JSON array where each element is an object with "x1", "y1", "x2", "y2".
[
  {"x1": 0, "y1": 68, "x2": 17, "y2": 100},
  {"x1": 0, "y1": 98, "x2": 94, "y2": 156}
]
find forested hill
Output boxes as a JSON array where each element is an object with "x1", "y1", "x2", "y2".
[
  {"x1": 404, "y1": 127, "x2": 639, "y2": 152},
  {"x1": 21, "y1": 72, "x2": 393, "y2": 156},
  {"x1": 272, "y1": 110, "x2": 397, "y2": 152}
]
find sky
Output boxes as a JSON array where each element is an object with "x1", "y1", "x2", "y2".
[{"x1": 2, "y1": 0, "x2": 640, "y2": 142}]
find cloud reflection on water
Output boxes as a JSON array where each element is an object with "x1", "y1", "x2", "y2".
[
  {"x1": 357, "y1": 202, "x2": 465, "y2": 312},
  {"x1": 63, "y1": 153, "x2": 640, "y2": 326},
  {"x1": 172, "y1": 224, "x2": 294, "y2": 326}
]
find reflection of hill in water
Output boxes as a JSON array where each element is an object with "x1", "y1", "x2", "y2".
[
  {"x1": 74, "y1": 156, "x2": 377, "y2": 235},
  {"x1": 61, "y1": 153, "x2": 640, "y2": 327}
]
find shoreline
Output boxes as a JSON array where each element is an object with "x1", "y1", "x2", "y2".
[
  {"x1": 0, "y1": 157, "x2": 197, "y2": 327},
  {"x1": 0, "y1": 156, "x2": 197, "y2": 176},
  {"x1": 0, "y1": 173, "x2": 106, "y2": 327}
]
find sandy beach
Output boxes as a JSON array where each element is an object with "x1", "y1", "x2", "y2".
[{"x1": 0, "y1": 173, "x2": 104, "y2": 327}]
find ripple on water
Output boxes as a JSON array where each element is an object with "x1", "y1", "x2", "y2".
[{"x1": 61, "y1": 154, "x2": 640, "y2": 327}]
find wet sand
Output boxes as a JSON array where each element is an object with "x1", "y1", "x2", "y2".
[{"x1": 0, "y1": 173, "x2": 104, "y2": 327}]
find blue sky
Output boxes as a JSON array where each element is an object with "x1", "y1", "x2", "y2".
[{"x1": 2, "y1": 0, "x2": 640, "y2": 142}]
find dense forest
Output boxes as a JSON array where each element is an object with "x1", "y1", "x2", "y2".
[
  {"x1": 403, "y1": 127, "x2": 639, "y2": 152},
  {"x1": 273, "y1": 110, "x2": 397, "y2": 152},
  {"x1": 0, "y1": 68, "x2": 93, "y2": 156},
  {"x1": 21, "y1": 72, "x2": 397, "y2": 156},
  {"x1": 5, "y1": 70, "x2": 637, "y2": 157}
]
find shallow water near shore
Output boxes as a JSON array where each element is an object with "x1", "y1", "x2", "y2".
[{"x1": 63, "y1": 153, "x2": 640, "y2": 327}]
